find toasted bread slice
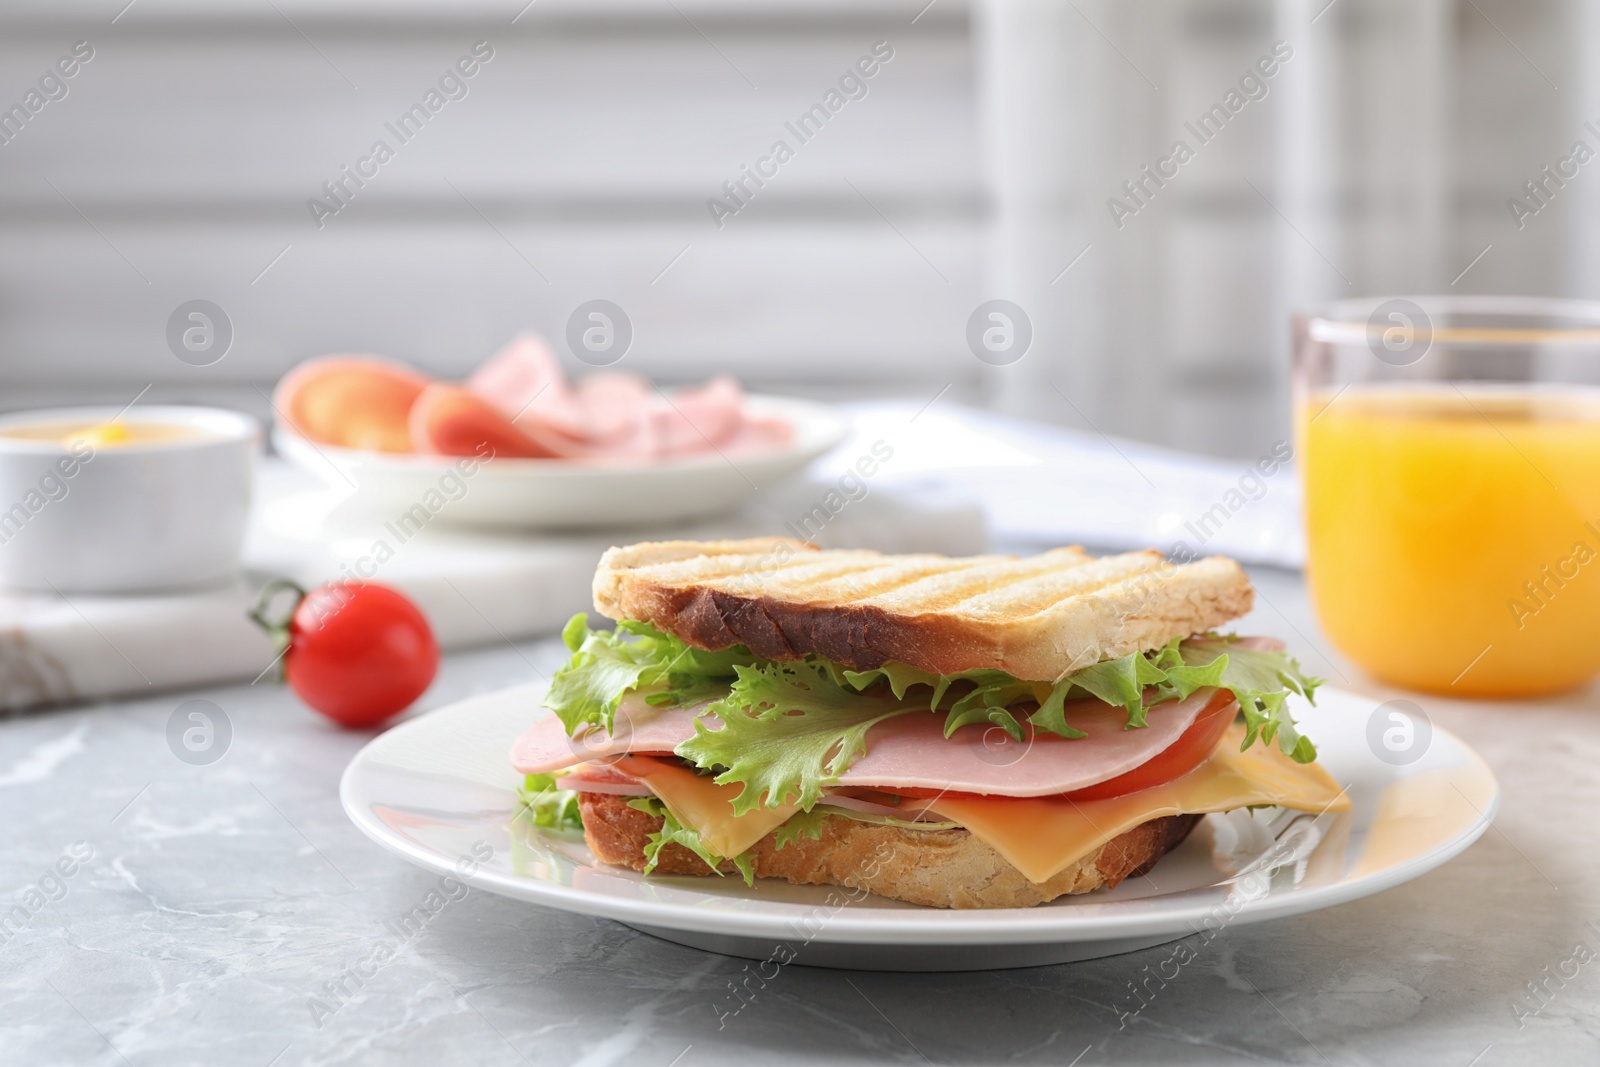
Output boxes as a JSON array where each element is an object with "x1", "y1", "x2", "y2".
[
  {"x1": 578, "y1": 791, "x2": 1201, "y2": 909},
  {"x1": 592, "y1": 538, "x2": 1252, "y2": 680}
]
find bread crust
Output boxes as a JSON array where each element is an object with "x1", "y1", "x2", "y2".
[
  {"x1": 578, "y1": 791, "x2": 1202, "y2": 909},
  {"x1": 591, "y1": 538, "x2": 1252, "y2": 681}
]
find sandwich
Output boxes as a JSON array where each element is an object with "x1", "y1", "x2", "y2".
[{"x1": 510, "y1": 538, "x2": 1348, "y2": 909}]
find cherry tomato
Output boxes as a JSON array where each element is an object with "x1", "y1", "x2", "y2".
[{"x1": 250, "y1": 580, "x2": 439, "y2": 728}]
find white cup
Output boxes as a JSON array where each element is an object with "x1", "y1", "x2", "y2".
[{"x1": 0, "y1": 405, "x2": 259, "y2": 593}]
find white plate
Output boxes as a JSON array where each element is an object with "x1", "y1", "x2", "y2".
[
  {"x1": 276, "y1": 395, "x2": 846, "y2": 530},
  {"x1": 340, "y1": 684, "x2": 1498, "y2": 971}
]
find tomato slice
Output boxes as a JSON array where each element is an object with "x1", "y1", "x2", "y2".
[
  {"x1": 873, "y1": 688, "x2": 1239, "y2": 806},
  {"x1": 1059, "y1": 688, "x2": 1238, "y2": 801}
]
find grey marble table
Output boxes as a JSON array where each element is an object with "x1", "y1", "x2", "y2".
[{"x1": 1, "y1": 565, "x2": 1595, "y2": 1066}]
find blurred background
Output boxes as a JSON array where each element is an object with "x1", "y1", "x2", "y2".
[{"x1": 0, "y1": 0, "x2": 1588, "y2": 459}]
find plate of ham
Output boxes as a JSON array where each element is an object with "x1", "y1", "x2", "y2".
[
  {"x1": 340, "y1": 680, "x2": 1498, "y2": 971},
  {"x1": 271, "y1": 333, "x2": 845, "y2": 528}
]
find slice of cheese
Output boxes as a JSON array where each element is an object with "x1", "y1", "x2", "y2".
[
  {"x1": 931, "y1": 725, "x2": 1349, "y2": 883},
  {"x1": 613, "y1": 727, "x2": 1349, "y2": 885},
  {"x1": 610, "y1": 755, "x2": 798, "y2": 859}
]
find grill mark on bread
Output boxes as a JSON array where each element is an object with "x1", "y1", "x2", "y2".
[
  {"x1": 649, "y1": 552, "x2": 846, "y2": 586},
  {"x1": 608, "y1": 539, "x2": 802, "y2": 575},
  {"x1": 593, "y1": 538, "x2": 1254, "y2": 680},
  {"x1": 800, "y1": 558, "x2": 988, "y2": 605},
  {"x1": 705, "y1": 556, "x2": 970, "y2": 610},
  {"x1": 712, "y1": 553, "x2": 889, "y2": 598},
  {"x1": 859, "y1": 548, "x2": 1094, "y2": 613},
  {"x1": 950, "y1": 551, "x2": 1168, "y2": 619}
]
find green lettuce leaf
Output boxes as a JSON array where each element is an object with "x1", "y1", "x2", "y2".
[
  {"x1": 543, "y1": 614, "x2": 758, "y2": 735},
  {"x1": 542, "y1": 615, "x2": 1326, "y2": 817},
  {"x1": 769, "y1": 808, "x2": 963, "y2": 852},
  {"x1": 1148, "y1": 637, "x2": 1230, "y2": 705},
  {"x1": 1025, "y1": 683, "x2": 1090, "y2": 741},
  {"x1": 516, "y1": 773, "x2": 582, "y2": 831},
  {"x1": 613, "y1": 800, "x2": 964, "y2": 886},
  {"x1": 671, "y1": 638, "x2": 1322, "y2": 808},
  {"x1": 676, "y1": 662, "x2": 924, "y2": 815},
  {"x1": 809, "y1": 807, "x2": 961, "y2": 832},
  {"x1": 626, "y1": 797, "x2": 755, "y2": 886},
  {"x1": 838, "y1": 662, "x2": 1048, "y2": 741},
  {"x1": 770, "y1": 809, "x2": 833, "y2": 851},
  {"x1": 730, "y1": 849, "x2": 756, "y2": 885},
  {"x1": 1052, "y1": 651, "x2": 1169, "y2": 727},
  {"x1": 900, "y1": 638, "x2": 1310, "y2": 757},
  {"x1": 941, "y1": 700, "x2": 1028, "y2": 741},
  {"x1": 941, "y1": 672, "x2": 1044, "y2": 740},
  {"x1": 1179, "y1": 637, "x2": 1321, "y2": 763},
  {"x1": 836, "y1": 660, "x2": 941, "y2": 698}
]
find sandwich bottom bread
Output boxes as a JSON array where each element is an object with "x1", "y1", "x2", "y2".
[
  {"x1": 580, "y1": 789, "x2": 1204, "y2": 909},
  {"x1": 511, "y1": 538, "x2": 1350, "y2": 910}
]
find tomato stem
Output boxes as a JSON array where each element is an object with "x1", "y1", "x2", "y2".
[{"x1": 248, "y1": 578, "x2": 307, "y2": 683}]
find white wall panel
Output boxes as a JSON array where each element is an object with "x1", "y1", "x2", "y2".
[
  {"x1": 1, "y1": 0, "x2": 1591, "y2": 460},
  {"x1": 0, "y1": 1, "x2": 982, "y2": 399}
]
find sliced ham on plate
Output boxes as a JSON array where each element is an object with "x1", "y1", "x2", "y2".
[
  {"x1": 510, "y1": 686, "x2": 1223, "y2": 798},
  {"x1": 410, "y1": 382, "x2": 563, "y2": 458},
  {"x1": 719, "y1": 415, "x2": 794, "y2": 453},
  {"x1": 576, "y1": 372, "x2": 654, "y2": 455},
  {"x1": 652, "y1": 375, "x2": 746, "y2": 455},
  {"x1": 467, "y1": 333, "x2": 589, "y2": 441},
  {"x1": 278, "y1": 330, "x2": 794, "y2": 462},
  {"x1": 460, "y1": 341, "x2": 750, "y2": 461}
]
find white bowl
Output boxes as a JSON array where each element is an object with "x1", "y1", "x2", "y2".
[
  {"x1": 0, "y1": 405, "x2": 259, "y2": 593},
  {"x1": 274, "y1": 394, "x2": 847, "y2": 530}
]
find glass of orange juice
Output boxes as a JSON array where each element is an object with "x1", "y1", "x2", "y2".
[{"x1": 1295, "y1": 296, "x2": 1600, "y2": 698}]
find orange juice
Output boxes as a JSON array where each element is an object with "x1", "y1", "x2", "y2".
[{"x1": 1299, "y1": 385, "x2": 1600, "y2": 696}]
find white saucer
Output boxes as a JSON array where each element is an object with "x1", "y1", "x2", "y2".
[
  {"x1": 277, "y1": 395, "x2": 846, "y2": 530},
  {"x1": 340, "y1": 683, "x2": 1498, "y2": 971}
]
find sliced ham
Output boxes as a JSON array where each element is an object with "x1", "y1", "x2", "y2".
[
  {"x1": 554, "y1": 763, "x2": 943, "y2": 815},
  {"x1": 510, "y1": 685, "x2": 1223, "y2": 798},
  {"x1": 828, "y1": 692, "x2": 1217, "y2": 797},
  {"x1": 278, "y1": 331, "x2": 790, "y2": 462},
  {"x1": 651, "y1": 375, "x2": 745, "y2": 454},
  {"x1": 512, "y1": 694, "x2": 713, "y2": 773},
  {"x1": 1235, "y1": 635, "x2": 1285, "y2": 652},
  {"x1": 553, "y1": 768, "x2": 654, "y2": 797},
  {"x1": 575, "y1": 371, "x2": 656, "y2": 456},
  {"x1": 463, "y1": 345, "x2": 745, "y2": 461},
  {"x1": 409, "y1": 383, "x2": 562, "y2": 458},
  {"x1": 467, "y1": 333, "x2": 589, "y2": 441},
  {"x1": 718, "y1": 414, "x2": 794, "y2": 454}
]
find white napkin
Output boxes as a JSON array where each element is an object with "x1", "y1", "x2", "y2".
[{"x1": 826, "y1": 402, "x2": 1304, "y2": 568}]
